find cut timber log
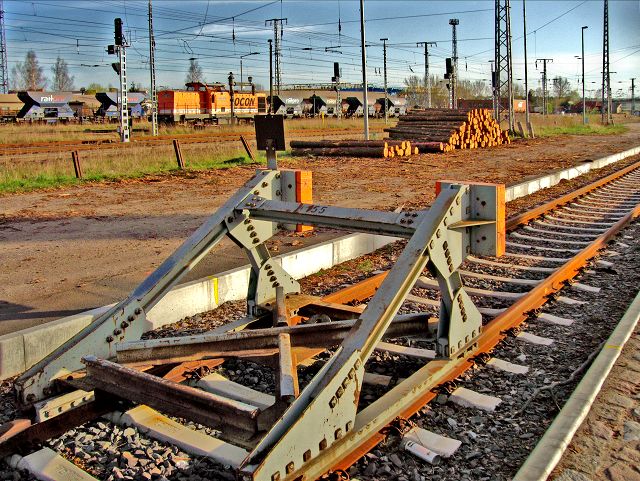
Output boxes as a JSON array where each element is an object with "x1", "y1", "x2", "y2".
[
  {"x1": 290, "y1": 147, "x2": 385, "y2": 158},
  {"x1": 290, "y1": 140, "x2": 392, "y2": 148},
  {"x1": 413, "y1": 142, "x2": 445, "y2": 153}
]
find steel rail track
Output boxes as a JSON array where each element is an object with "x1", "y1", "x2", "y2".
[
  {"x1": 1, "y1": 160, "x2": 639, "y2": 481},
  {"x1": 312, "y1": 161, "x2": 640, "y2": 478}
]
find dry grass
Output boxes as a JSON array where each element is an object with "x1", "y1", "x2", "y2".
[
  {"x1": 0, "y1": 117, "x2": 392, "y2": 145},
  {"x1": 0, "y1": 141, "x2": 268, "y2": 192},
  {"x1": 0, "y1": 117, "x2": 393, "y2": 192},
  {"x1": 510, "y1": 112, "x2": 635, "y2": 137}
]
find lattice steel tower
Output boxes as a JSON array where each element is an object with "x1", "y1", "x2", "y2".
[
  {"x1": 601, "y1": 0, "x2": 611, "y2": 124},
  {"x1": 0, "y1": 0, "x2": 8, "y2": 93},
  {"x1": 266, "y1": 18, "x2": 287, "y2": 94},
  {"x1": 148, "y1": 0, "x2": 158, "y2": 136},
  {"x1": 494, "y1": 0, "x2": 514, "y2": 131},
  {"x1": 449, "y1": 19, "x2": 459, "y2": 109}
]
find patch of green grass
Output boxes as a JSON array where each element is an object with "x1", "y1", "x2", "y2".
[
  {"x1": 357, "y1": 259, "x2": 374, "y2": 273},
  {"x1": 536, "y1": 123, "x2": 628, "y2": 137}
]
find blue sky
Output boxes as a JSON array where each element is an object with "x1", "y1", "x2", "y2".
[{"x1": 4, "y1": 0, "x2": 639, "y2": 97}]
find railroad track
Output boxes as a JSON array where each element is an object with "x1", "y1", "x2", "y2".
[
  {"x1": 0, "y1": 160, "x2": 639, "y2": 481},
  {"x1": 0, "y1": 127, "x2": 387, "y2": 157}
]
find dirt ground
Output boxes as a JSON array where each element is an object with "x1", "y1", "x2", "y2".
[{"x1": 0, "y1": 124, "x2": 638, "y2": 335}]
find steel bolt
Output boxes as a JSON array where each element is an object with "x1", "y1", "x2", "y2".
[
  {"x1": 336, "y1": 386, "x2": 345, "y2": 398},
  {"x1": 250, "y1": 231, "x2": 257, "y2": 238},
  {"x1": 120, "y1": 321, "x2": 129, "y2": 329},
  {"x1": 253, "y1": 238, "x2": 260, "y2": 244},
  {"x1": 106, "y1": 336, "x2": 114, "y2": 343},
  {"x1": 113, "y1": 329, "x2": 122, "y2": 336},
  {"x1": 270, "y1": 276, "x2": 277, "y2": 282},
  {"x1": 267, "y1": 270, "x2": 274, "y2": 276},
  {"x1": 135, "y1": 308, "x2": 141, "y2": 315},
  {"x1": 286, "y1": 462, "x2": 295, "y2": 474},
  {"x1": 128, "y1": 315, "x2": 135, "y2": 322},
  {"x1": 348, "y1": 368, "x2": 355, "y2": 379},
  {"x1": 346, "y1": 421, "x2": 353, "y2": 432},
  {"x1": 329, "y1": 396, "x2": 337, "y2": 408},
  {"x1": 276, "y1": 190, "x2": 281, "y2": 196},
  {"x1": 244, "y1": 219, "x2": 251, "y2": 224},
  {"x1": 262, "y1": 182, "x2": 268, "y2": 188},
  {"x1": 254, "y1": 190, "x2": 259, "y2": 195},
  {"x1": 266, "y1": 264, "x2": 272, "y2": 270},
  {"x1": 335, "y1": 428, "x2": 343, "y2": 440}
]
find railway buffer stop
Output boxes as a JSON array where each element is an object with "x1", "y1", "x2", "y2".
[{"x1": 7, "y1": 113, "x2": 505, "y2": 480}]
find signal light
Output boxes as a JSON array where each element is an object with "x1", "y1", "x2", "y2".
[
  {"x1": 115, "y1": 18, "x2": 123, "y2": 46},
  {"x1": 107, "y1": 45, "x2": 115, "y2": 55}
]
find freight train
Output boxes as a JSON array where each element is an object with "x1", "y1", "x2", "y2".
[
  {"x1": 0, "y1": 86, "x2": 407, "y2": 124},
  {"x1": 158, "y1": 82, "x2": 267, "y2": 123}
]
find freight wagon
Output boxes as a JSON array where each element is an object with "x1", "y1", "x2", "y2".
[
  {"x1": 96, "y1": 92, "x2": 147, "y2": 119},
  {"x1": 16, "y1": 91, "x2": 75, "y2": 122},
  {"x1": 158, "y1": 82, "x2": 267, "y2": 123}
]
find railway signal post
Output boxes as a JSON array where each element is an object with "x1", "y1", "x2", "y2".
[{"x1": 108, "y1": 18, "x2": 130, "y2": 143}]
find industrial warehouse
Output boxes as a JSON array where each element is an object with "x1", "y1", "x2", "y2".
[{"x1": 0, "y1": 1, "x2": 639, "y2": 481}]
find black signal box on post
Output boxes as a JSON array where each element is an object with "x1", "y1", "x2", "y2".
[
  {"x1": 255, "y1": 114, "x2": 285, "y2": 151},
  {"x1": 115, "y1": 18, "x2": 124, "y2": 46}
]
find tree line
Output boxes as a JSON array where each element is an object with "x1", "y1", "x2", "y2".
[
  {"x1": 11, "y1": 51, "x2": 74, "y2": 91},
  {"x1": 402, "y1": 74, "x2": 584, "y2": 113}
]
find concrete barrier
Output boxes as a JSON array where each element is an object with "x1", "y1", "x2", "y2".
[
  {"x1": 1, "y1": 145, "x2": 638, "y2": 380},
  {"x1": 505, "y1": 145, "x2": 640, "y2": 201}
]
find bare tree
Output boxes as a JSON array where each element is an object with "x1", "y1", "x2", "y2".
[
  {"x1": 186, "y1": 58, "x2": 204, "y2": 83},
  {"x1": 402, "y1": 75, "x2": 426, "y2": 106},
  {"x1": 552, "y1": 76, "x2": 571, "y2": 99},
  {"x1": 403, "y1": 74, "x2": 450, "y2": 108},
  {"x1": 11, "y1": 50, "x2": 47, "y2": 90},
  {"x1": 51, "y1": 57, "x2": 74, "y2": 91},
  {"x1": 457, "y1": 79, "x2": 490, "y2": 99}
]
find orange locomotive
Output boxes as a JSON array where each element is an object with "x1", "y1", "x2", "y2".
[{"x1": 158, "y1": 82, "x2": 267, "y2": 123}]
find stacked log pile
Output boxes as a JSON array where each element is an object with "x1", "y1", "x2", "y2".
[
  {"x1": 289, "y1": 140, "x2": 440, "y2": 158},
  {"x1": 385, "y1": 108, "x2": 510, "y2": 151}
]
